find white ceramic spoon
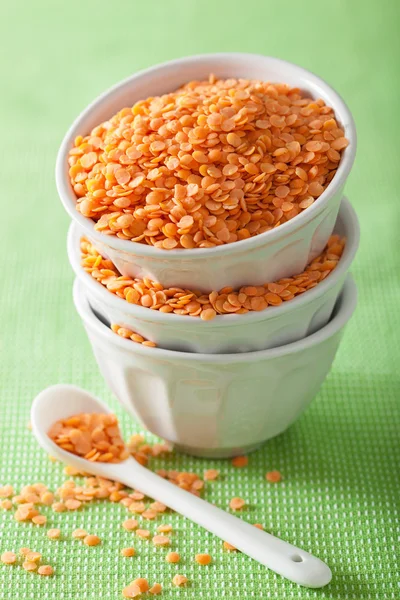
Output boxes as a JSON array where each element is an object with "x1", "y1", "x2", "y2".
[{"x1": 31, "y1": 384, "x2": 332, "y2": 588}]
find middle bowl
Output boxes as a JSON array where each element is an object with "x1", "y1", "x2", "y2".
[{"x1": 68, "y1": 198, "x2": 359, "y2": 354}]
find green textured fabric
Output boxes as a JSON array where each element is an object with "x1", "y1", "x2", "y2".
[{"x1": 1, "y1": 0, "x2": 399, "y2": 598}]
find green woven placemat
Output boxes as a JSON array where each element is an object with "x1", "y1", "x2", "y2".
[{"x1": 1, "y1": 0, "x2": 399, "y2": 598}]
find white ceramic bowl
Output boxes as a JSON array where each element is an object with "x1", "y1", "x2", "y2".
[
  {"x1": 68, "y1": 198, "x2": 359, "y2": 354},
  {"x1": 57, "y1": 53, "x2": 357, "y2": 292},
  {"x1": 73, "y1": 274, "x2": 357, "y2": 458}
]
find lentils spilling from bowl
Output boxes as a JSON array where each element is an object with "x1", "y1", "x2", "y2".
[{"x1": 68, "y1": 76, "x2": 348, "y2": 249}]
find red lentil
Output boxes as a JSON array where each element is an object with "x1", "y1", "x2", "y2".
[
  {"x1": 72, "y1": 528, "x2": 88, "y2": 539},
  {"x1": 22, "y1": 561, "x2": 38, "y2": 572},
  {"x1": 1, "y1": 552, "x2": 17, "y2": 565},
  {"x1": 47, "y1": 528, "x2": 61, "y2": 540},
  {"x1": 121, "y1": 547, "x2": 136, "y2": 557},
  {"x1": 231, "y1": 455, "x2": 248, "y2": 468},
  {"x1": 65, "y1": 499, "x2": 82, "y2": 511},
  {"x1": 166, "y1": 551, "x2": 180, "y2": 563},
  {"x1": 157, "y1": 524, "x2": 172, "y2": 533},
  {"x1": 229, "y1": 497, "x2": 246, "y2": 510},
  {"x1": 149, "y1": 583, "x2": 162, "y2": 594},
  {"x1": 204, "y1": 469, "x2": 219, "y2": 481},
  {"x1": 122, "y1": 584, "x2": 141, "y2": 598},
  {"x1": 52, "y1": 502, "x2": 66, "y2": 513},
  {"x1": 223, "y1": 541, "x2": 237, "y2": 551},
  {"x1": 129, "y1": 501, "x2": 146, "y2": 514},
  {"x1": 136, "y1": 529, "x2": 150, "y2": 539},
  {"x1": 195, "y1": 553, "x2": 212, "y2": 565},
  {"x1": 150, "y1": 501, "x2": 167, "y2": 513},
  {"x1": 32, "y1": 515, "x2": 47, "y2": 526},
  {"x1": 142, "y1": 509, "x2": 158, "y2": 520},
  {"x1": 266, "y1": 470, "x2": 282, "y2": 483},
  {"x1": 69, "y1": 77, "x2": 347, "y2": 249},
  {"x1": 83, "y1": 535, "x2": 101, "y2": 546},
  {"x1": 172, "y1": 574, "x2": 188, "y2": 587},
  {"x1": 132, "y1": 578, "x2": 149, "y2": 592},
  {"x1": 38, "y1": 565, "x2": 54, "y2": 576},
  {"x1": 26, "y1": 552, "x2": 41, "y2": 563},
  {"x1": 152, "y1": 535, "x2": 171, "y2": 546},
  {"x1": 122, "y1": 519, "x2": 138, "y2": 531},
  {"x1": 0, "y1": 485, "x2": 14, "y2": 498}
]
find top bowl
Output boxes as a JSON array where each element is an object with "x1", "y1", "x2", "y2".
[{"x1": 56, "y1": 53, "x2": 357, "y2": 291}]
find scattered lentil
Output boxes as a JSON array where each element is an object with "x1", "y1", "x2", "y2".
[
  {"x1": 72, "y1": 528, "x2": 88, "y2": 539},
  {"x1": 65, "y1": 499, "x2": 82, "y2": 510},
  {"x1": 231, "y1": 455, "x2": 248, "y2": 468},
  {"x1": 83, "y1": 534, "x2": 101, "y2": 546},
  {"x1": 149, "y1": 583, "x2": 162, "y2": 595},
  {"x1": 26, "y1": 552, "x2": 41, "y2": 563},
  {"x1": 266, "y1": 470, "x2": 282, "y2": 483},
  {"x1": 157, "y1": 524, "x2": 172, "y2": 533},
  {"x1": 166, "y1": 552, "x2": 180, "y2": 563},
  {"x1": 122, "y1": 584, "x2": 141, "y2": 598},
  {"x1": 1, "y1": 551, "x2": 17, "y2": 565},
  {"x1": 38, "y1": 565, "x2": 54, "y2": 576},
  {"x1": 150, "y1": 501, "x2": 167, "y2": 513},
  {"x1": 129, "y1": 501, "x2": 146, "y2": 514},
  {"x1": 121, "y1": 547, "x2": 136, "y2": 557},
  {"x1": 142, "y1": 509, "x2": 158, "y2": 520},
  {"x1": 0, "y1": 485, "x2": 14, "y2": 498},
  {"x1": 122, "y1": 519, "x2": 138, "y2": 531},
  {"x1": 172, "y1": 574, "x2": 188, "y2": 587},
  {"x1": 52, "y1": 502, "x2": 66, "y2": 513},
  {"x1": 132, "y1": 578, "x2": 149, "y2": 592},
  {"x1": 136, "y1": 529, "x2": 150, "y2": 539},
  {"x1": 22, "y1": 561, "x2": 38, "y2": 572},
  {"x1": 32, "y1": 515, "x2": 47, "y2": 526},
  {"x1": 204, "y1": 469, "x2": 219, "y2": 481},
  {"x1": 229, "y1": 497, "x2": 246, "y2": 510},
  {"x1": 195, "y1": 553, "x2": 212, "y2": 565},
  {"x1": 152, "y1": 535, "x2": 171, "y2": 546},
  {"x1": 223, "y1": 541, "x2": 237, "y2": 551},
  {"x1": 70, "y1": 77, "x2": 347, "y2": 249},
  {"x1": 47, "y1": 528, "x2": 61, "y2": 540}
]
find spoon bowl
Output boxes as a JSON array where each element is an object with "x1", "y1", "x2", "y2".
[{"x1": 31, "y1": 384, "x2": 332, "y2": 588}]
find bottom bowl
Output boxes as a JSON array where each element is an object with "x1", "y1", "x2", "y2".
[{"x1": 73, "y1": 275, "x2": 357, "y2": 458}]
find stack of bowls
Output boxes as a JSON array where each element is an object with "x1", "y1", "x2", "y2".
[{"x1": 57, "y1": 53, "x2": 359, "y2": 458}]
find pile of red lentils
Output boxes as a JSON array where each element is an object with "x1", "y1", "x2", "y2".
[
  {"x1": 1, "y1": 420, "x2": 282, "y2": 596},
  {"x1": 48, "y1": 412, "x2": 129, "y2": 463},
  {"x1": 68, "y1": 76, "x2": 348, "y2": 249}
]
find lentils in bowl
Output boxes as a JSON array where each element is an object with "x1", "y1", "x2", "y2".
[{"x1": 68, "y1": 75, "x2": 348, "y2": 250}]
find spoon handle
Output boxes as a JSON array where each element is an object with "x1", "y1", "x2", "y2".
[{"x1": 113, "y1": 461, "x2": 331, "y2": 588}]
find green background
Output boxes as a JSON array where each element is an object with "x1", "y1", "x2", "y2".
[{"x1": 0, "y1": 0, "x2": 399, "y2": 598}]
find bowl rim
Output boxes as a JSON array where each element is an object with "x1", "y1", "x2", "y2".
[
  {"x1": 68, "y1": 197, "x2": 359, "y2": 328},
  {"x1": 57, "y1": 52, "x2": 357, "y2": 260},
  {"x1": 73, "y1": 274, "x2": 357, "y2": 363}
]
